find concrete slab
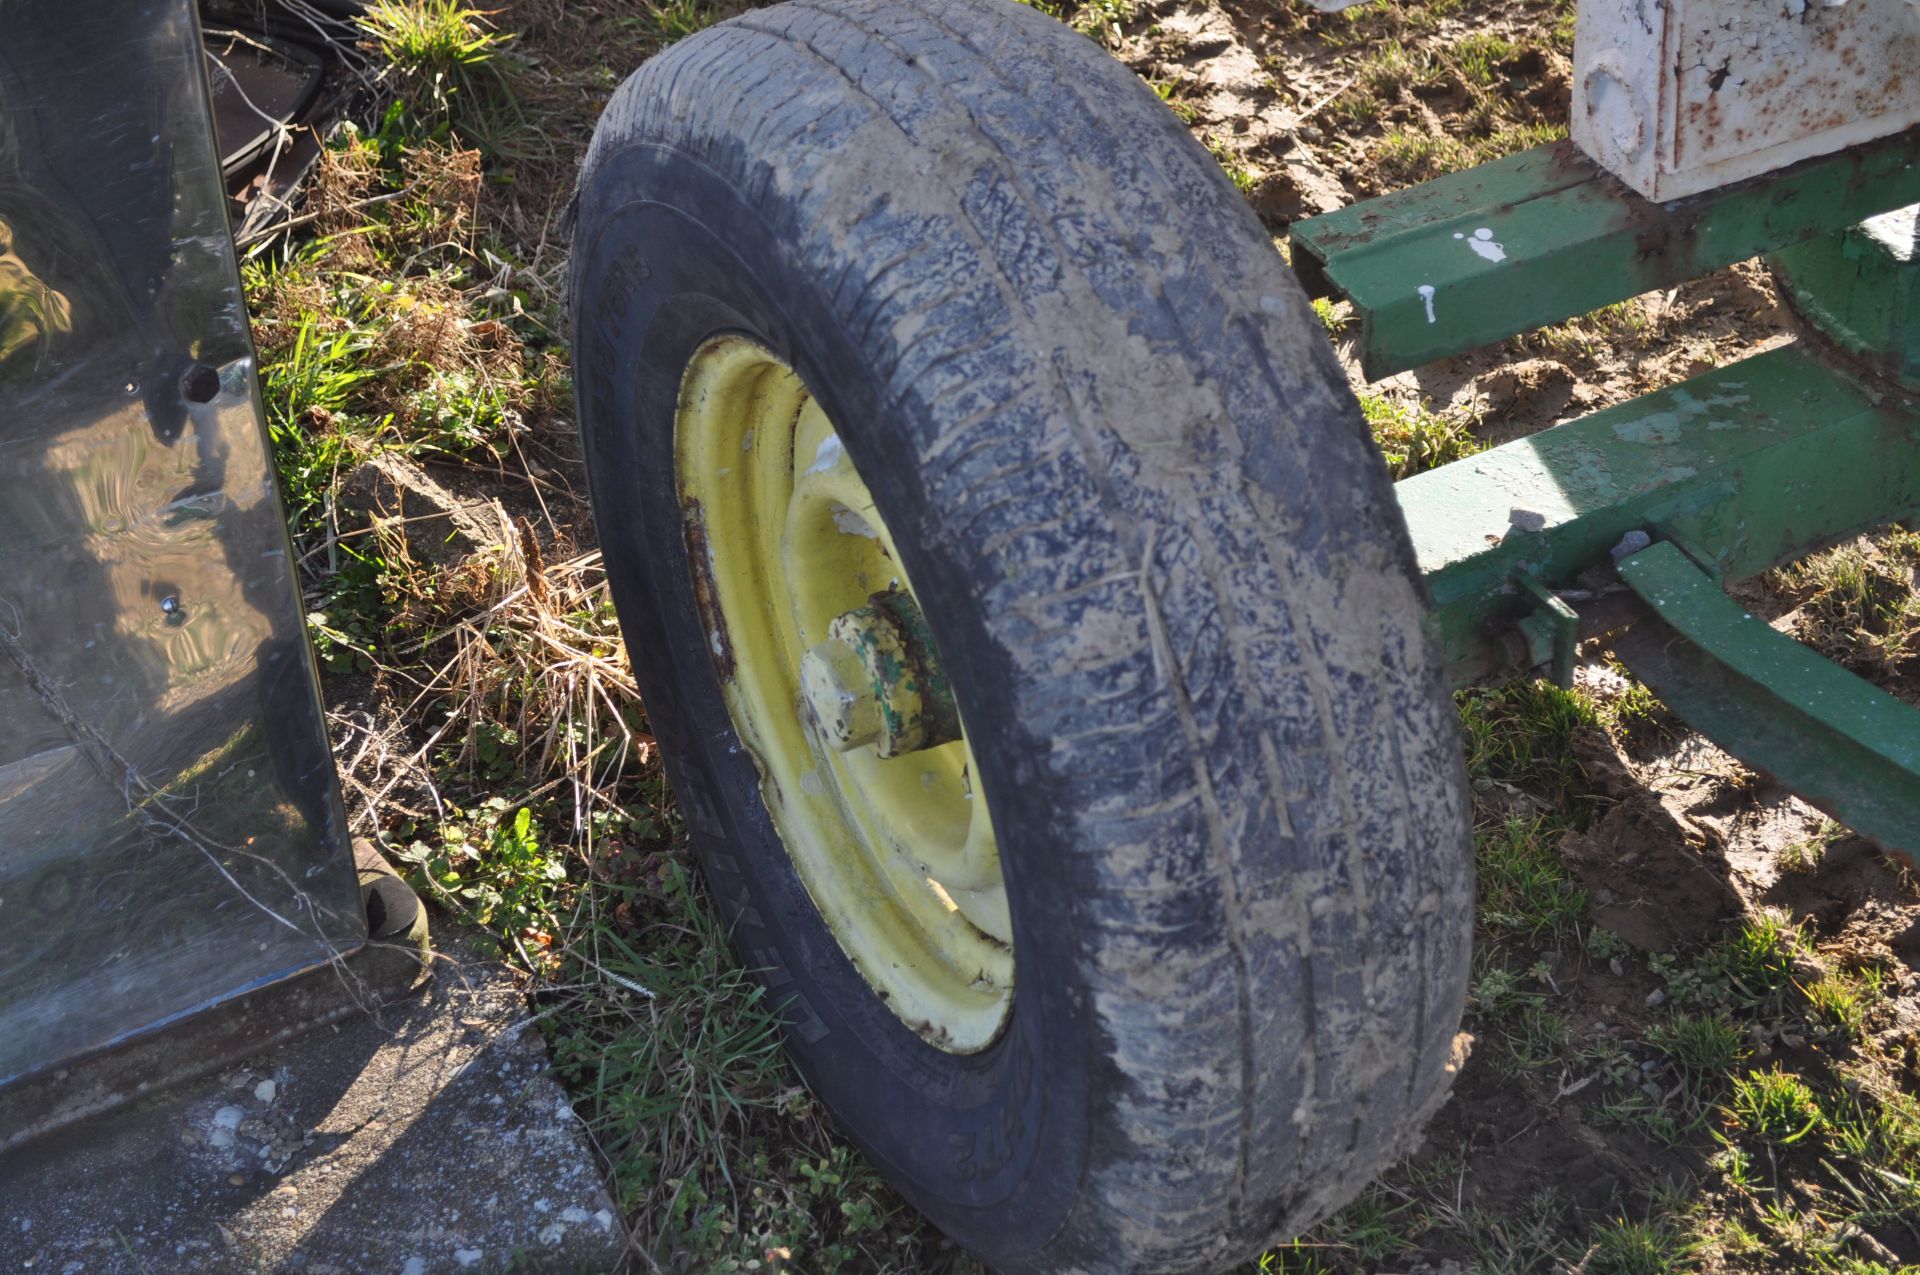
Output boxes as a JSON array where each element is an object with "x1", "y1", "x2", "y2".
[{"x1": 0, "y1": 930, "x2": 627, "y2": 1275}]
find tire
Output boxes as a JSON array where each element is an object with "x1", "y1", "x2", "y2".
[{"x1": 567, "y1": 3, "x2": 1474, "y2": 1271}]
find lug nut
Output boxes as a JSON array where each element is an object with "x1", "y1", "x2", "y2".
[{"x1": 799, "y1": 636, "x2": 885, "y2": 753}]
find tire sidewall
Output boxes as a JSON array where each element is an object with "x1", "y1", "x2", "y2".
[{"x1": 571, "y1": 142, "x2": 1092, "y2": 1262}]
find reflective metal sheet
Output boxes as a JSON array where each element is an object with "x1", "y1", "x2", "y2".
[{"x1": 0, "y1": 0, "x2": 362, "y2": 1086}]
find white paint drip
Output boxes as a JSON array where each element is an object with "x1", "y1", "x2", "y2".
[
  {"x1": 805, "y1": 434, "x2": 845, "y2": 475},
  {"x1": 1453, "y1": 226, "x2": 1507, "y2": 262},
  {"x1": 1416, "y1": 284, "x2": 1437, "y2": 324}
]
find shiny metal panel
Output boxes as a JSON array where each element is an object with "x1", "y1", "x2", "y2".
[{"x1": 0, "y1": 0, "x2": 362, "y2": 1087}]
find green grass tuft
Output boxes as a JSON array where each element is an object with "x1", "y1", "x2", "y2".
[
  {"x1": 1728, "y1": 1066, "x2": 1824, "y2": 1146},
  {"x1": 1361, "y1": 394, "x2": 1481, "y2": 478}
]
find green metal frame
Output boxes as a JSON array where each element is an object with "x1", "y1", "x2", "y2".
[
  {"x1": 1614, "y1": 542, "x2": 1920, "y2": 850},
  {"x1": 1291, "y1": 129, "x2": 1920, "y2": 380},
  {"x1": 1290, "y1": 129, "x2": 1920, "y2": 864}
]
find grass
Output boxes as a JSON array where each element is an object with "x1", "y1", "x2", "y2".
[
  {"x1": 1374, "y1": 121, "x2": 1567, "y2": 184},
  {"x1": 1477, "y1": 815, "x2": 1588, "y2": 943},
  {"x1": 1458, "y1": 679, "x2": 1611, "y2": 823},
  {"x1": 358, "y1": 0, "x2": 523, "y2": 148},
  {"x1": 1771, "y1": 530, "x2": 1920, "y2": 676},
  {"x1": 1647, "y1": 1013, "x2": 1748, "y2": 1080},
  {"x1": 1013, "y1": 0, "x2": 1136, "y2": 43},
  {"x1": 1360, "y1": 394, "x2": 1481, "y2": 478},
  {"x1": 245, "y1": 2, "x2": 1920, "y2": 1272},
  {"x1": 1728, "y1": 1067, "x2": 1825, "y2": 1145},
  {"x1": 1584, "y1": 1216, "x2": 1695, "y2": 1275}
]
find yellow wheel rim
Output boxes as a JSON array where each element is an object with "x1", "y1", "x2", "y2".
[{"x1": 674, "y1": 335, "x2": 1013, "y2": 1053}]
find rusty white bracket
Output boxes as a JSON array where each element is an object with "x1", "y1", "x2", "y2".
[
  {"x1": 1572, "y1": 0, "x2": 1920, "y2": 201},
  {"x1": 1304, "y1": 0, "x2": 1919, "y2": 202}
]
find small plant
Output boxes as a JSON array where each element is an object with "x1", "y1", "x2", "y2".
[
  {"x1": 1448, "y1": 33, "x2": 1521, "y2": 88},
  {"x1": 359, "y1": 0, "x2": 516, "y2": 142},
  {"x1": 1362, "y1": 394, "x2": 1481, "y2": 478},
  {"x1": 1774, "y1": 531, "x2": 1920, "y2": 674},
  {"x1": 1594, "y1": 668, "x2": 1670, "y2": 746},
  {"x1": 1013, "y1": 0, "x2": 1134, "y2": 43},
  {"x1": 1357, "y1": 40, "x2": 1434, "y2": 98},
  {"x1": 1205, "y1": 136, "x2": 1260, "y2": 195},
  {"x1": 623, "y1": 0, "x2": 734, "y2": 43},
  {"x1": 1728, "y1": 1067, "x2": 1823, "y2": 1146},
  {"x1": 1585, "y1": 925, "x2": 1629, "y2": 962},
  {"x1": 1584, "y1": 1216, "x2": 1691, "y2": 1275},
  {"x1": 1150, "y1": 78, "x2": 1201, "y2": 125},
  {"x1": 1457, "y1": 679, "x2": 1609, "y2": 823},
  {"x1": 1717, "y1": 913, "x2": 1803, "y2": 997},
  {"x1": 1469, "y1": 961, "x2": 1537, "y2": 1017},
  {"x1": 1375, "y1": 129, "x2": 1474, "y2": 183},
  {"x1": 401, "y1": 799, "x2": 565, "y2": 937},
  {"x1": 1804, "y1": 967, "x2": 1882, "y2": 1042},
  {"x1": 1477, "y1": 816, "x2": 1589, "y2": 943},
  {"x1": 1072, "y1": 0, "x2": 1135, "y2": 43},
  {"x1": 1646, "y1": 1012, "x2": 1747, "y2": 1080},
  {"x1": 1312, "y1": 296, "x2": 1353, "y2": 336}
]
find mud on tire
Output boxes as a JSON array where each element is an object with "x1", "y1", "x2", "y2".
[{"x1": 568, "y1": 1, "x2": 1475, "y2": 1270}]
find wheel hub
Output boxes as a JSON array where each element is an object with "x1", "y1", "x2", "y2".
[
  {"x1": 799, "y1": 589, "x2": 961, "y2": 757},
  {"x1": 673, "y1": 335, "x2": 1012, "y2": 1053}
]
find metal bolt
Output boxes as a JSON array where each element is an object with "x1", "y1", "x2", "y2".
[
  {"x1": 799, "y1": 635, "x2": 886, "y2": 753},
  {"x1": 798, "y1": 589, "x2": 959, "y2": 758}
]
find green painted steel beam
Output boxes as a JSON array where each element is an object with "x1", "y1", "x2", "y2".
[
  {"x1": 1772, "y1": 205, "x2": 1920, "y2": 392},
  {"x1": 1399, "y1": 342, "x2": 1920, "y2": 685},
  {"x1": 1289, "y1": 128, "x2": 1920, "y2": 380},
  {"x1": 1614, "y1": 541, "x2": 1920, "y2": 867}
]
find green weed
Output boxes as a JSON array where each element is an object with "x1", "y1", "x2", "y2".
[
  {"x1": 1312, "y1": 296, "x2": 1353, "y2": 336},
  {"x1": 1647, "y1": 1012, "x2": 1747, "y2": 1081},
  {"x1": 1477, "y1": 816, "x2": 1588, "y2": 944},
  {"x1": 1361, "y1": 394, "x2": 1480, "y2": 478},
  {"x1": 1449, "y1": 33, "x2": 1521, "y2": 87},
  {"x1": 1458, "y1": 680, "x2": 1609, "y2": 824},
  {"x1": 358, "y1": 0, "x2": 518, "y2": 144},
  {"x1": 1805, "y1": 967, "x2": 1883, "y2": 1042},
  {"x1": 1357, "y1": 40, "x2": 1434, "y2": 98},
  {"x1": 1013, "y1": 0, "x2": 1135, "y2": 43},
  {"x1": 1583, "y1": 1215, "x2": 1693, "y2": 1275},
  {"x1": 1206, "y1": 136, "x2": 1260, "y2": 195},
  {"x1": 1376, "y1": 123, "x2": 1568, "y2": 184},
  {"x1": 1728, "y1": 1066, "x2": 1824, "y2": 1146},
  {"x1": 400, "y1": 799, "x2": 564, "y2": 935},
  {"x1": 1775, "y1": 532, "x2": 1920, "y2": 675}
]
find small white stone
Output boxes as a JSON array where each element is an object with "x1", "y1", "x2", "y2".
[
  {"x1": 402, "y1": 1258, "x2": 427, "y2": 1275},
  {"x1": 213, "y1": 1106, "x2": 245, "y2": 1130},
  {"x1": 453, "y1": 1249, "x2": 484, "y2": 1268},
  {"x1": 593, "y1": 1210, "x2": 613, "y2": 1232},
  {"x1": 538, "y1": 1223, "x2": 567, "y2": 1246},
  {"x1": 254, "y1": 1080, "x2": 277, "y2": 1103},
  {"x1": 208, "y1": 1129, "x2": 236, "y2": 1150},
  {"x1": 559, "y1": 1207, "x2": 590, "y2": 1224}
]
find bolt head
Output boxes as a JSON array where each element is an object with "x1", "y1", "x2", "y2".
[{"x1": 799, "y1": 638, "x2": 883, "y2": 752}]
